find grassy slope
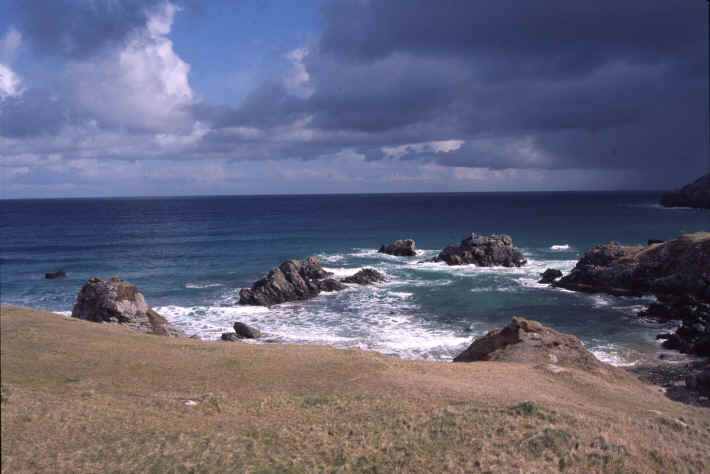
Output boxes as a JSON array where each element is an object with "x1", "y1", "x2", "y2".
[{"x1": 2, "y1": 305, "x2": 709, "y2": 473}]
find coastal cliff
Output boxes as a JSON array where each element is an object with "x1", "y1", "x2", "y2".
[{"x1": 660, "y1": 173, "x2": 710, "y2": 209}]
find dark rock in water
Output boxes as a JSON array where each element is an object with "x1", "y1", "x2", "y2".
[
  {"x1": 341, "y1": 268, "x2": 386, "y2": 285},
  {"x1": 45, "y1": 270, "x2": 67, "y2": 279},
  {"x1": 432, "y1": 233, "x2": 526, "y2": 267},
  {"x1": 221, "y1": 332, "x2": 242, "y2": 342},
  {"x1": 538, "y1": 268, "x2": 563, "y2": 284},
  {"x1": 316, "y1": 278, "x2": 348, "y2": 292},
  {"x1": 555, "y1": 234, "x2": 710, "y2": 300},
  {"x1": 378, "y1": 239, "x2": 417, "y2": 257},
  {"x1": 660, "y1": 173, "x2": 710, "y2": 209},
  {"x1": 239, "y1": 256, "x2": 345, "y2": 306},
  {"x1": 686, "y1": 368, "x2": 710, "y2": 396},
  {"x1": 233, "y1": 321, "x2": 261, "y2": 339},
  {"x1": 453, "y1": 316, "x2": 607, "y2": 372},
  {"x1": 72, "y1": 276, "x2": 185, "y2": 337},
  {"x1": 648, "y1": 239, "x2": 664, "y2": 246}
]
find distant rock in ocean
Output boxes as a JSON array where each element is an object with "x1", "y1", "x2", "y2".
[
  {"x1": 341, "y1": 268, "x2": 386, "y2": 285},
  {"x1": 538, "y1": 268, "x2": 563, "y2": 284},
  {"x1": 378, "y1": 239, "x2": 417, "y2": 256},
  {"x1": 453, "y1": 316, "x2": 609, "y2": 372},
  {"x1": 660, "y1": 172, "x2": 710, "y2": 209},
  {"x1": 431, "y1": 233, "x2": 526, "y2": 267},
  {"x1": 239, "y1": 256, "x2": 346, "y2": 306},
  {"x1": 45, "y1": 270, "x2": 67, "y2": 279},
  {"x1": 72, "y1": 276, "x2": 185, "y2": 337}
]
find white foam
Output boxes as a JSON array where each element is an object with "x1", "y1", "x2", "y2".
[
  {"x1": 389, "y1": 291, "x2": 413, "y2": 299},
  {"x1": 323, "y1": 266, "x2": 367, "y2": 278},
  {"x1": 317, "y1": 253, "x2": 344, "y2": 263},
  {"x1": 590, "y1": 348, "x2": 638, "y2": 367},
  {"x1": 185, "y1": 282, "x2": 223, "y2": 289},
  {"x1": 550, "y1": 244, "x2": 570, "y2": 251}
]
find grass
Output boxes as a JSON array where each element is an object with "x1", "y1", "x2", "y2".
[{"x1": 2, "y1": 305, "x2": 710, "y2": 473}]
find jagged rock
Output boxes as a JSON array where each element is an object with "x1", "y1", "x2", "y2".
[
  {"x1": 239, "y1": 257, "x2": 345, "y2": 306},
  {"x1": 72, "y1": 276, "x2": 185, "y2": 337},
  {"x1": 45, "y1": 270, "x2": 67, "y2": 279},
  {"x1": 432, "y1": 233, "x2": 526, "y2": 267},
  {"x1": 233, "y1": 322, "x2": 261, "y2": 339},
  {"x1": 660, "y1": 173, "x2": 710, "y2": 209},
  {"x1": 538, "y1": 268, "x2": 563, "y2": 284},
  {"x1": 453, "y1": 316, "x2": 606, "y2": 371},
  {"x1": 221, "y1": 332, "x2": 242, "y2": 342},
  {"x1": 555, "y1": 234, "x2": 710, "y2": 300},
  {"x1": 341, "y1": 268, "x2": 386, "y2": 285},
  {"x1": 378, "y1": 239, "x2": 417, "y2": 257}
]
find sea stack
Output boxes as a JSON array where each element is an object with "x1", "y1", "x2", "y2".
[
  {"x1": 378, "y1": 239, "x2": 417, "y2": 256},
  {"x1": 72, "y1": 276, "x2": 185, "y2": 337},
  {"x1": 432, "y1": 233, "x2": 526, "y2": 267}
]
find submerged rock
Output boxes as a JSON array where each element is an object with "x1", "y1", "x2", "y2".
[
  {"x1": 239, "y1": 256, "x2": 345, "y2": 306},
  {"x1": 538, "y1": 268, "x2": 563, "y2": 284},
  {"x1": 72, "y1": 276, "x2": 185, "y2": 337},
  {"x1": 45, "y1": 270, "x2": 67, "y2": 279},
  {"x1": 660, "y1": 173, "x2": 710, "y2": 209},
  {"x1": 341, "y1": 268, "x2": 386, "y2": 285},
  {"x1": 432, "y1": 233, "x2": 526, "y2": 267},
  {"x1": 453, "y1": 316, "x2": 606, "y2": 371},
  {"x1": 378, "y1": 239, "x2": 417, "y2": 257}
]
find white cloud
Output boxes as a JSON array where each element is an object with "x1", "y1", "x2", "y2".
[
  {"x1": 282, "y1": 48, "x2": 313, "y2": 97},
  {"x1": 0, "y1": 27, "x2": 22, "y2": 63},
  {"x1": 66, "y1": 1, "x2": 195, "y2": 132},
  {"x1": 0, "y1": 63, "x2": 23, "y2": 99},
  {"x1": 381, "y1": 139, "x2": 464, "y2": 159}
]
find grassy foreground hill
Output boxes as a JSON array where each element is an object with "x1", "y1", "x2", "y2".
[{"x1": 2, "y1": 305, "x2": 709, "y2": 473}]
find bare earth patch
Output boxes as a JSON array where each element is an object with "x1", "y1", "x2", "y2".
[{"x1": 2, "y1": 305, "x2": 709, "y2": 473}]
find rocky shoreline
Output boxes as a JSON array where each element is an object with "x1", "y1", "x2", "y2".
[{"x1": 660, "y1": 172, "x2": 710, "y2": 209}]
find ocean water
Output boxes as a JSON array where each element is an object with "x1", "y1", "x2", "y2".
[{"x1": 1, "y1": 192, "x2": 708, "y2": 365}]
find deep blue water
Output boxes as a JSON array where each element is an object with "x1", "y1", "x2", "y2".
[{"x1": 1, "y1": 192, "x2": 708, "y2": 364}]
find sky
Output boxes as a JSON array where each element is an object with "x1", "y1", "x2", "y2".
[{"x1": 0, "y1": 0, "x2": 708, "y2": 198}]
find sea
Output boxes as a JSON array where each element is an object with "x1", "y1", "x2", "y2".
[{"x1": 1, "y1": 192, "x2": 708, "y2": 366}]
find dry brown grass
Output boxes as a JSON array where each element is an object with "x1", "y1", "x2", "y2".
[{"x1": 2, "y1": 305, "x2": 709, "y2": 473}]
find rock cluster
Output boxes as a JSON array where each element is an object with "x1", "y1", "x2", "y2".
[
  {"x1": 72, "y1": 276, "x2": 185, "y2": 337},
  {"x1": 341, "y1": 268, "x2": 386, "y2": 285},
  {"x1": 650, "y1": 295, "x2": 710, "y2": 357},
  {"x1": 239, "y1": 257, "x2": 346, "y2": 306},
  {"x1": 45, "y1": 270, "x2": 67, "y2": 279},
  {"x1": 660, "y1": 172, "x2": 710, "y2": 209},
  {"x1": 432, "y1": 233, "x2": 526, "y2": 267},
  {"x1": 453, "y1": 316, "x2": 606, "y2": 372},
  {"x1": 538, "y1": 268, "x2": 562, "y2": 284},
  {"x1": 221, "y1": 321, "x2": 261, "y2": 342},
  {"x1": 378, "y1": 239, "x2": 417, "y2": 256}
]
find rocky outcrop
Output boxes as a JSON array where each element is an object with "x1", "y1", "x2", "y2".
[
  {"x1": 686, "y1": 367, "x2": 710, "y2": 396},
  {"x1": 651, "y1": 295, "x2": 710, "y2": 357},
  {"x1": 72, "y1": 276, "x2": 185, "y2": 337},
  {"x1": 233, "y1": 321, "x2": 261, "y2": 339},
  {"x1": 221, "y1": 333, "x2": 242, "y2": 342},
  {"x1": 538, "y1": 269, "x2": 562, "y2": 284},
  {"x1": 239, "y1": 257, "x2": 346, "y2": 306},
  {"x1": 453, "y1": 317, "x2": 606, "y2": 371},
  {"x1": 555, "y1": 233, "x2": 710, "y2": 300},
  {"x1": 378, "y1": 239, "x2": 417, "y2": 257},
  {"x1": 660, "y1": 173, "x2": 710, "y2": 209},
  {"x1": 432, "y1": 233, "x2": 526, "y2": 267},
  {"x1": 341, "y1": 268, "x2": 386, "y2": 285},
  {"x1": 45, "y1": 270, "x2": 66, "y2": 279}
]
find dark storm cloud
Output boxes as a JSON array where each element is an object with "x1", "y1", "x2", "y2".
[
  {"x1": 0, "y1": 89, "x2": 70, "y2": 137},
  {"x1": 10, "y1": 0, "x2": 164, "y2": 58}
]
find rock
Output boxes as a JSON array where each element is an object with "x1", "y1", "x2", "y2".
[
  {"x1": 45, "y1": 270, "x2": 67, "y2": 279},
  {"x1": 660, "y1": 173, "x2": 710, "y2": 209},
  {"x1": 453, "y1": 316, "x2": 607, "y2": 372},
  {"x1": 538, "y1": 268, "x2": 563, "y2": 284},
  {"x1": 648, "y1": 239, "x2": 664, "y2": 245},
  {"x1": 555, "y1": 234, "x2": 710, "y2": 300},
  {"x1": 221, "y1": 332, "x2": 241, "y2": 342},
  {"x1": 686, "y1": 368, "x2": 710, "y2": 396},
  {"x1": 341, "y1": 268, "x2": 386, "y2": 285},
  {"x1": 378, "y1": 239, "x2": 417, "y2": 257},
  {"x1": 71, "y1": 276, "x2": 185, "y2": 337},
  {"x1": 233, "y1": 322, "x2": 261, "y2": 339},
  {"x1": 432, "y1": 233, "x2": 526, "y2": 267},
  {"x1": 239, "y1": 256, "x2": 345, "y2": 306}
]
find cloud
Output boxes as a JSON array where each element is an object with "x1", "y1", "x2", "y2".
[{"x1": 0, "y1": 27, "x2": 22, "y2": 63}]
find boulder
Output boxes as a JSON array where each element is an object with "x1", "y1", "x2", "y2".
[
  {"x1": 233, "y1": 321, "x2": 261, "y2": 339},
  {"x1": 378, "y1": 239, "x2": 417, "y2": 257},
  {"x1": 453, "y1": 316, "x2": 606, "y2": 372},
  {"x1": 239, "y1": 257, "x2": 346, "y2": 306},
  {"x1": 341, "y1": 268, "x2": 387, "y2": 285},
  {"x1": 538, "y1": 268, "x2": 563, "y2": 284},
  {"x1": 432, "y1": 233, "x2": 526, "y2": 267},
  {"x1": 45, "y1": 270, "x2": 67, "y2": 279},
  {"x1": 648, "y1": 239, "x2": 664, "y2": 246},
  {"x1": 660, "y1": 173, "x2": 710, "y2": 209},
  {"x1": 72, "y1": 276, "x2": 185, "y2": 337},
  {"x1": 221, "y1": 332, "x2": 242, "y2": 342},
  {"x1": 685, "y1": 368, "x2": 710, "y2": 396}
]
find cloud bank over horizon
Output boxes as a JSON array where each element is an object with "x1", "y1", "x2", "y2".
[{"x1": 1, "y1": 0, "x2": 708, "y2": 198}]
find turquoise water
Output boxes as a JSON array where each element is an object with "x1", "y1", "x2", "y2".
[{"x1": 1, "y1": 192, "x2": 708, "y2": 364}]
